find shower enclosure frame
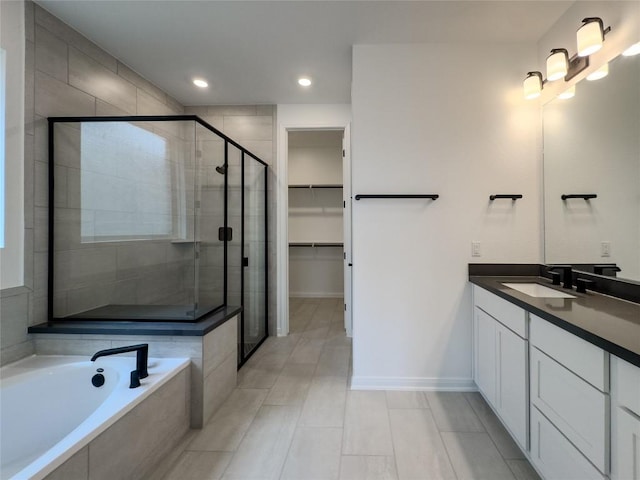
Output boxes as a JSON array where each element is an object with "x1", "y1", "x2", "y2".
[{"x1": 47, "y1": 115, "x2": 268, "y2": 365}]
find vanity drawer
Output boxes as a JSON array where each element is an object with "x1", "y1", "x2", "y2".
[
  {"x1": 531, "y1": 347, "x2": 608, "y2": 473},
  {"x1": 530, "y1": 314, "x2": 608, "y2": 391},
  {"x1": 612, "y1": 356, "x2": 640, "y2": 417},
  {"x1": 531, "y1": 406, "x2": 605, "y2": 480},
  {"x1": 473, "y1": 286, "x2": 526, "y2": 338}
]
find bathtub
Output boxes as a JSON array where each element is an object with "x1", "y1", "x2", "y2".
[{"x1": 0, "y1": 354, "x2": 189, "y2": 480}]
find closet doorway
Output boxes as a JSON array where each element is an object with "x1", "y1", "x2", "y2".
[{"x1": 286, "y1": 128, "x2": 352, "y2": 336}]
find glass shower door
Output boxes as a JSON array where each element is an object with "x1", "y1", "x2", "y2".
[{"x1": 241, "y1": 154, "x2": 267, "y2": 360}]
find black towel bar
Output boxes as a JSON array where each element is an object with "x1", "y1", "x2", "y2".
[
  {"x1": 354, "y1": 194, "x2": 439, "y2": 201},
  {"x1": 489, "y1": 194, "x2": 523, "y2": 201},
  {"x1": 561, "y1": 194, "x2": 597, "y2": 200}
]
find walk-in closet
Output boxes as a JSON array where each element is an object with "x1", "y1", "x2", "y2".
[{"x1": 287, "y1": 130, "x2": 347, "y2": 328}]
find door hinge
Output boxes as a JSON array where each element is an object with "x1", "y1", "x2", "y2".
[
  {"x1": 343, "y1": 200, "x2": 345, "y2": 208},
  {"x1": 343, "y1": 252, "x2": 346, "y2": 260},
  {"x1": 342, "y1": 149, "x2": 345, "y2": 157},
  {"x1": 344, "y1": 303, "x2": 347, "y2": 311},
  {"x1": 243, "y1": 257, "x2": 249, "y2": 267}
]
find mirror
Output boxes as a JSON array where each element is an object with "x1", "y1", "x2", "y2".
[{"x1": 543, "y1": 53, "x2": 640, "y2": 282}]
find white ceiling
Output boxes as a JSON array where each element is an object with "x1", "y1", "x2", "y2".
[{"x1": 37, "y1": 0, "x2": 573, "y2": 106}]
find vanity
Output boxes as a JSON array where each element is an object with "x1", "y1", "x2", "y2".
[{"x1": 469, "y1": 265, "x2": 640, "y2": 480}]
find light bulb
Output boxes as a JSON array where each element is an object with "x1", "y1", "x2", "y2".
[
  {"x1": 523, "y1": 72, "x2": 543, "y2": 100},
  {"x1": 586, "y1": 63, "x2": 608, "y2": 81},
  {"x1": 577, "y1": 18, "x2": 604, "y2": 57},
  {"x1": 558, "y1": 85, "x2": 576, "y2": 100},
  {"x1": 547, "y1": 49, "x2": 568, "y2": 81},
  {"x1": 622, "y1": 42, "x2": 640, "y2": 56}
]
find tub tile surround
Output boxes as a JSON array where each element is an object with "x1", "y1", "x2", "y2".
[
  {"x1": 468, "y1": 264, "x2": 640, "y2": 367},
  {"x1": 32, "y1": 315, "x2": 239, "y2": 428},
  {"x1": 44, "y1": 365, "x2": 190, "y2": 480}
]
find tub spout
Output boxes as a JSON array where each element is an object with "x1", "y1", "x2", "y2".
[{"x1": 91, "y1": 344, "x2": 149, "y2": 379}]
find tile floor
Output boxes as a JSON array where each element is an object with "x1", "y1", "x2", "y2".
[{"x1": 152, "y1": 298, "x2": 541, "y2": 480}]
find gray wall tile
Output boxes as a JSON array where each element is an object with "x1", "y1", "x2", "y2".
[
  {"x1": 68, "y1": 47, "x2": 136, "y2": 114},
  {"x1": 35, "y1": 71, "x2": 96, "y2": 118},
  {"x1": 117, "y1": 62, "x2": 167, "y2": 103},
  {"x1": 35, "y1": 25, "x2": 68, "y2": 82}
]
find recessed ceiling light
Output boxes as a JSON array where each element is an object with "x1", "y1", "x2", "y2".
[
  {"x1": 193, "y1": 78, "x2": 208, "y2": 88},
  {"x1": 298, "y1": 77, "x2": 312, "y2": 87}
]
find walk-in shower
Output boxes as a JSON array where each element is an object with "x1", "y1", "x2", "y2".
[{"x1": 48, "y1": 115, "x2": 268, "y2": 363}]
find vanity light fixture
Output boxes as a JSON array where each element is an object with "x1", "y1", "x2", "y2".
[
  {"x1": 193, "y1": 78, "x2": 208, "y2": 88},
  {"x1": 547, "y1": 48, "x2": 569, "y2": 81},
  {"x1": 298, "y1": 77, "x2": 312, "y2": 87},
  {"x1": 577, "y1": 17, "x2": 611, "y2": 57},
  {"x1": 523, "y1": 71, "x2": 545, "y2": 99},
  {"x1": 558, "y1": 85, "x2": 576, "y2": 100},
  {"x1": 587, "y1": 63, "x2": 609, "y2": 81},
  {"x1": 622, "y1": 42, "x2": 640, "y2": 56}
]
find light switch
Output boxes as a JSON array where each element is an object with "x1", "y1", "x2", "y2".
[{"x1": 472, "y1": 241, "x2": 481, "y2": 257}]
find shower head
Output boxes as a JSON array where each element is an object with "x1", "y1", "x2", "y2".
[{"x1": 215, "y1": 165, "x2": 227, "y2": 175}]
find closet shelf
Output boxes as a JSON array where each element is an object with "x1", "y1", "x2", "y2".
[
  {"x1": 289, "y1": 242, "x2": 344, "y2": 248},
  {"x1": 289, "y1": 184, "x2": 343, "y2": 189}
]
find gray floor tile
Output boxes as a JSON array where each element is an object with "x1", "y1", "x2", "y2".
[
  {"x1": 188, "y1": 388, "x2": 268, "y2": 452},
  {"x1": 507, "y1": 460, "x2": 542, "y2": 480},
  {"x1": 315, "y1": 346, "x2": 351, "y2": 376},
  {"x1": 342, "y1": 391, "x2": 394, "y2": 456},
  {"x1": 280, "y1": 427, "x2": 343, "y2": 480},
  {"x1": 299, "y1": 376, "x2": 348, "y2": 427},
  {"x1": 385, "y1": 391, "x2": 429, "y2": 409},
  {"x1": 163, "y1": 451, "x2": 232, "y2": 480},
  {"x1": 264, "y1": 363, "x2": 315, "y2": 405},
  {"x1": 426, "y1": 392, "x2": 485, "y2": 432},
  {"x1": 389, "y1": 409, "x2": 456, "y2": 480},
  {"x1": 288, "y1": 337, "x2": 325, "y2": 364},
  {"x1": 222, "y1": 405, "x2": 300, "y2": 480},
  {"x1": 464, "y1": 392, "x2": 525, "y2": 459},
  {"x1": 441, "y1": 432, "x2": 516, "y2": 480},
  {"x1": 339, "y1": 456, "x2": 398, "y2": 480}
]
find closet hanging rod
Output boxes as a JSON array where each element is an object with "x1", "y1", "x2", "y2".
[
  {"x1": 289, "y1": 242, "x2": 344, "y2": 248},
  {"x1": 289, "y1": 184, "x2": 343, "y2": 189},
  {"x1": 561, "y1": 194, "x2": 597, "y2": 200},
  {"x1": 489, "y1": 194, "x2": 523, "y2": 201},
  {"x1": 354, "y1": 194, "x2": 439, "y2": 201}
]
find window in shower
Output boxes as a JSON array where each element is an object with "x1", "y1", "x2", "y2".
[{"x1": 80, "y1": 122, "x2": 172, "y2": 243}]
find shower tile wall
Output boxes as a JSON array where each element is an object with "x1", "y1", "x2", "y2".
[
  {"x1": 1, "y1": 1, "x2": 277, "y2": 364},
  {"x1": 184, "y1": 106, "x2": 277, "y2": 336},
  {"x1": 1, "y1": 1, "x2": 185, "y2": 363}
]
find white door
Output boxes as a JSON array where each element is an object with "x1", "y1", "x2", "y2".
[{"x1": 342, "y1": 124, "x2": 352, "y2": 337}]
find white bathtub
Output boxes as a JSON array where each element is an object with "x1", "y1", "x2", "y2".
[{"x1": 0, "y1": 354, "x2": 189, "y2": 480}]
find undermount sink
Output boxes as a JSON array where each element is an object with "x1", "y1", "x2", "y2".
[{"x1": 501, "y1": 283, "x2": 577, "y2": 299}]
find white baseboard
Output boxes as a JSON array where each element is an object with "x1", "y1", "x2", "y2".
[
  {"x1": 289, "y1": 292, "x2": 344, "y2": 298},
  {"x1": 349, "y1": 376, "x2": 477, "y2": 391}
]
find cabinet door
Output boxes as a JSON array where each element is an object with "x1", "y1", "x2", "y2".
[
  {"x1": 612, "y1": 407, "x2": 640, "y2": 480},
  {"x1": 475, "y1": 307, "x2": 497, "y2": 407},
  {"x1": 531, "y1": 406, "x2": 605, "y2": 480},
  {"x1": 496, "y1": 323, "x2": 528, "y2": 449}
]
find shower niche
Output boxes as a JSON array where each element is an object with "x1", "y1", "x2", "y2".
[{"x1": 49, "y1": 115, "x2": 268, "y2": 349}]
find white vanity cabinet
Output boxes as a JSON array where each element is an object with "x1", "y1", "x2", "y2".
[
  {"x1": 529, "y1": 314, "x2": 608, "y2": 479},
  {"x1": 473, "y1": 286, "x2": 528, "y2": 449},
  {"x1": 611, "y1": 356, "x2": 640, "y2": 480}
]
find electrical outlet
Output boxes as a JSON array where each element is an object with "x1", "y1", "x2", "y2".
[
  {"x1": 601, "y1": 241, "x2": 611, "y2": 257},
  {"x1": 472, "y1": 241, "x2": 481, "y2": 257}
]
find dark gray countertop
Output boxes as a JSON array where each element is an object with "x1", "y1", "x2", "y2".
[
  {"x1": 470, "y1": 275, "x2": 640, "y2": 368},
  {"x1": 28, "y1": 306, "x2": 243, "y2": 337}
]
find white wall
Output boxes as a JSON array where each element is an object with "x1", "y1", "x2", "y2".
[
  {"x1": 275, "y1": 104, "x2": 351, "y2": 334},
  {"x1": 350, "y1": 43, "x2": 541, "y2": 390}
]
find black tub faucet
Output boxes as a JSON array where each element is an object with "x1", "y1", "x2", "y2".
[
  {"x1": 91, "y1": 344, "x2": 149, "y2": 384},
  {"x1": 548, "y1": 265, "x2": 573, "y2": 289}
]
